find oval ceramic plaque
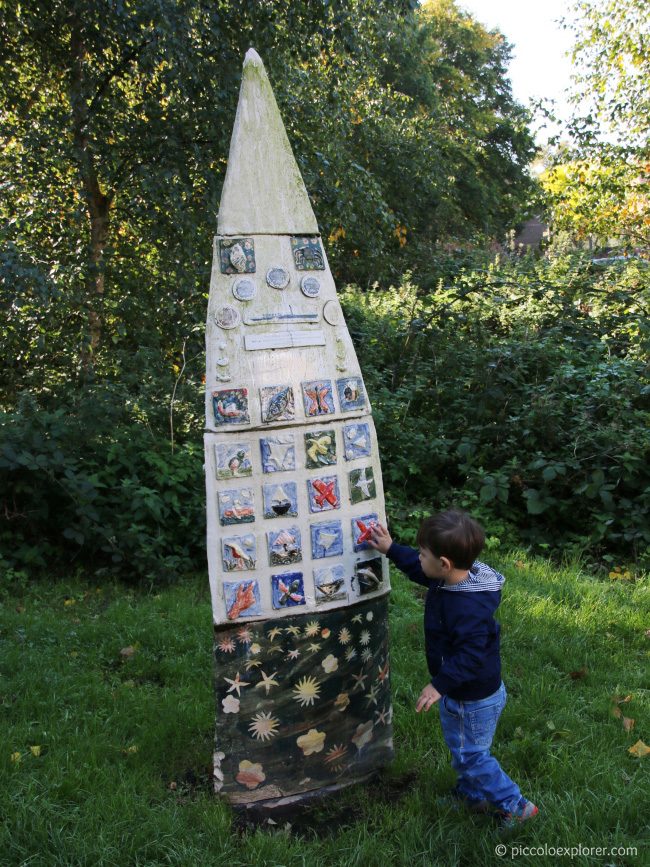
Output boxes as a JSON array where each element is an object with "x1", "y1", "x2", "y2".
[
  {"x1": 214, "y1": 305, "x2": 241, "y2": 329},
  {"x1": 300, "y1": 276, "x2": 321, "y2": 298},
  {"x1": 232, "y1": 278, "x2": 257, "y2": 302},
  {"x1": 323, "y1": 300, "x2": 341, "y2": 326},
  {"x1": 266, "y1": 267, "x2": 290, "y2": 290}
]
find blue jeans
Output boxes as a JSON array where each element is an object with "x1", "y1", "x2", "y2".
[{"x1": 438, "y1": 682, "x2": 521, "y2": 812}]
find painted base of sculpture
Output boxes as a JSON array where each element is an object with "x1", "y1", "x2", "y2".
[{"x1": 213, "y1": 595, "x2": 393, "y2": 804}]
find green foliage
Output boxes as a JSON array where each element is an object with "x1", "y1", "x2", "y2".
[
  {"x1": 0, "y1": 0, "x2": 535, "y2": 393},
  {"x1": 342, "y1": 256, "x2": 650, "y2": 568},
  {"x1": 568, "y1": 0, "x2": 650, "y2": 146},
  {"x1": 0, "y1": 390, "x2": 204, "y2": 579}
]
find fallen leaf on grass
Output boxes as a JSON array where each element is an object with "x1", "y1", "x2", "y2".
[
  {"x1": 122, "y1": 745, "x2": 138, "y2": 755},
  {"x1": 611, "y1": 695, "x2": 635, "y2": 732},
  {"x1": 120, "y1": 645, "x2": 137, "y2": 659},
  {"x1": 628, "y1": 740, "x2": 650, "y2": 758},
  {"x1": 29, "y1": 745, "x2": 41, "y2": 757},
  {"x1": 15, "y1": 605, "x2": 25, "y2": 614},
  {"x1": 569, "y1": 667, "x2": 588, "y2": 680},
  {"x1": 10, "y1": 752, "x2": 21, "y2": 764},
  {"x1": 645, "y1": 629, "x2": 650, "y2": 640},
  {"x1": 64, "y1": 598, "x2": 76, "y2": 607}
]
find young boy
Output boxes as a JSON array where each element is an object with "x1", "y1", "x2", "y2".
[{"x1": 369, "y1": 509, "x2": 538, "y2": 827}]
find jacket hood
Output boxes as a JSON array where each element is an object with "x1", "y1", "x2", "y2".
[{"x1": 442, "y1": 560, "x2": 505, "y2": 593}]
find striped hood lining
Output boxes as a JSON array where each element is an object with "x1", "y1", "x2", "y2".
[{"x1": 442, "y1": 560, "x2": 505, "y2": 593}]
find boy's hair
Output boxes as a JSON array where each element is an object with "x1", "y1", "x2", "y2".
[{"x1": 416, "y1": 510, "x2": 485, "y2": 569}]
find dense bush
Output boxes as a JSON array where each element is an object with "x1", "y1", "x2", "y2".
[
  {"x1": 0, "y1": 389, "x2": 204, "y2": 581},
  {"x1": 1, "y1": 255, "x2": 647, "y2": 580},
  {"x1": 342, "y1": 255, "x2": 650, "y2": 569}
]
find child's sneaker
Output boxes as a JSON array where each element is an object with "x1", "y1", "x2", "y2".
[{"x1": 499, "y1": 797, "x2": 539, "y2": 829}]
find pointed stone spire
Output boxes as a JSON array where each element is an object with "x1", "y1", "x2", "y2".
[{"x1": 217, "y1": 48, "x2": 319, "y2": 236}]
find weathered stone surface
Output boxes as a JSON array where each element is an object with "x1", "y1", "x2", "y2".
[
  {"x1": 217, "y1": 49, "x2": 319, "y2": 235},
  {"x1": 206, "y1": 49, "x2": 392, "y2": 805}
]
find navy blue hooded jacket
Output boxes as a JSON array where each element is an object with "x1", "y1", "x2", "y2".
[{"x1": 387, "y1": 542, "x2": 505, "y2": 701}]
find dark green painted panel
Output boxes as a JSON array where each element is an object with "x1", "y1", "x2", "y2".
[{"x1": 214, "y1": 595, "x2": 393, "y2": 803}]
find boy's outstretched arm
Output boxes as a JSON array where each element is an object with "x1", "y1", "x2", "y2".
[{"x1": 367, "y1": 523, "x2": 431, "y2": 588}]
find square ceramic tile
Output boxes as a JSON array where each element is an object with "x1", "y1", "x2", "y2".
[
  {"x1": 310, "y1": 520, "x2": 344, "y2": 559},
  {"x1": 343, "y1": 423, "x2": 372, "y2": 461},
  {"x1": 215, "y1": 442, "x2": 253, "y2": 480},
  {"x1": 260, "y1": 384, "x2": 295, "y2": 423},
  {"x1": 270, "y1": 572, "x2": 306, "y2": 609},
  {"x1": 219, "y1": 238, "x2": 255, "y2": 274},
  {"x1": 353, "y1": 556, "x2": 383, "y2": 596},
  {"x1": 348, "y1": 467, "x2": 376, "y2": 504},
  {"x1": 291, "y1": 236, "x2": 325, "y2": 270},
  {"x1": 223, "y1": 579, "x2": 261, "y2": 619},
  {"x1": 351, "y1": 514, "x2": 379, "y2": 552},
  {"x1": 314, "y1": 564, "x2": 347, "y2": 604},
  {"x1": 221, "y1": 533, "x2": 256, "y2": 572},
  {"x1": 336, "y1": 377, "x2": 366, "y2": 412},
  {"x1": 307, "y1": 475, "x2": 341, "y2": 512},
  {"x1": 304, "y1": 429, "x2": 336, "y2": 468},
  {"x1": 212, "y1": 388, "x2": 250, "y2": 426},
  {"x1": 260, "y1": 434, "x2": 296, "y2": 473},
  {"x1": 262, "y1": 481, "x2": 298, "y2": 519},
  {"x1": 217, "y1": 487, "x2": 255, "y2": 525},
  {"x1": 267, "y1": 526, "x2": 302, "y2": 567},
  {"x1": 302, "y1": 380, "x2": 335, "y2": 417}
]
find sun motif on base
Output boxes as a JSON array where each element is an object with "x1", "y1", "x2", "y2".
[
  {"x1": 292, "y1": 675, "x2": 321, "y2": 707},
  {"x1": 304, "y1": 620, "x2": 320, "y2": 638},
  {"x1": 248, "y1": 711, "x2": 280, "y2": 741},
  {"x1": 218, "y1": 637, "x2": 236, "y2": 653},
  {"x1": 359, "y1": 629, "x2": 371, "y2": 646},
  {"x1": 324, "y1": 743, "x2": 348, "y2": 771},
  {"x1": 338, "y1": 627, "x2": 352, "y2": 645}
]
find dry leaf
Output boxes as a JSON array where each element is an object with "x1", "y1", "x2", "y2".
[
  {"x1": 29, "y1": 745, "x2": 41, "y2": 757},
  {"x1": 120, "y1": 646, "x2": 136, "y2": 659},
  {"x1": 644, "y1": 629, "x2": 650, "y2": 640},
  {"x1": 122, "y1": 745, "x2": 138, "y2": 755},
  {"x1": 628, "y1": 740, "x2": 650, "y2": 758},
  {"x1": 10, "y1": 752, "x2": 21, "y2": 764},
  {"x1": 611, "y1": 694, "x2": 633, "y2": 704},
  {"x1": 612, "y1": 705, "x2": 622, "y2": 719},
  {"x1": 168, "y1": 781, "x2": 177, "y2": 791},
  {"x1": 64, "y1": 598, "x2": 76, "y2": 607},
  {"x1": 569, "y1": 667, "x2": 588, "y2": 680},
  {"x1": 622, "y1": 716, "x2": 635, "y2": 733}
]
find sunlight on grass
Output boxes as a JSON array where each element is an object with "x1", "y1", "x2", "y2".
[{"x1": 1, "y1": 555, "x2": 648, "y2": 866}]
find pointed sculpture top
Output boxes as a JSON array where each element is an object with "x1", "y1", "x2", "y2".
[{"x1": 217, "y1": 48, "x2": 319, "y2": 235}]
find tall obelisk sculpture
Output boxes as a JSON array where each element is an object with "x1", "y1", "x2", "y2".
[{"x1": 206, "y1": 49, "x2": 393, "y2": 806}]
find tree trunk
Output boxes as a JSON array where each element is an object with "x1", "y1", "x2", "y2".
[{"x1": 69, "y1": 26, "x2": 112, "y2": 374}]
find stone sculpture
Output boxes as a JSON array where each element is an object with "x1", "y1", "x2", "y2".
[{"x1": 205, "y1": 48, "x2": 393, "y2": 806}]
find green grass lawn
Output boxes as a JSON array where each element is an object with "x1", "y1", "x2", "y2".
[{"x1": 1, "y1": 554, "x2": 648, "y2": 866}]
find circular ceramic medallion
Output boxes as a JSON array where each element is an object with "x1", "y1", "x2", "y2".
[
  {"x1": 232, "y1": 277, "x2": 256, "y2": 302},
  {"x1": 300, "y1": 276, "x2": 321, "y2": 298},
  {"x1": 323, "y1": 299, "x2": 341, "y2": 326},
  {"x1": 216, "y1": 356, "x2": 229, "y2": 367},
  {"x1": 266, "y1": 267, "x2": 290, "y2": 290},
  {"x1": 214, "y1": 305, "x2": 241, "y2": 329}
]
